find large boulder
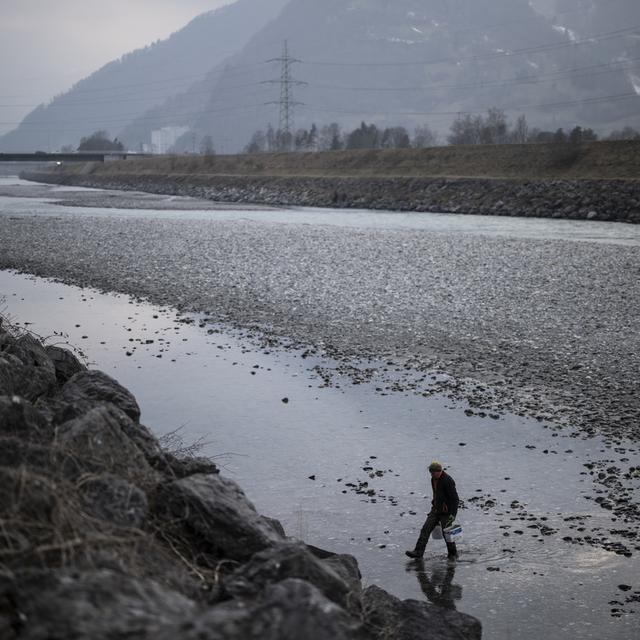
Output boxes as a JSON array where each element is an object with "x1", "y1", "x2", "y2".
[
  {"x1": 362, "y1": 585, "x2": 482, "y2": 640},
  {"x1": 0, "y1": 335, "x2": 57, "y2": 400},
  {"x1": 149, "y1": 450, "x2": 219, "y2": 479},
  {"x1": 79, "y1": 474, "x2": 148, "y2": 529},
  {"x1": 57, "y1": 404, "x2": 152, "y2": 482},
  {"x1": 60, "y1": 370, "x2": 141, "y2": 422},
  {"x1": 225, "y1": 542, "x2": 356, "y2": 613},
  {"x1": 0, "y1": 467, "x2": 67, "y2": 568},
  {"x1": 4, "y1": 569, "x2": 196, "y2": 640},
  {"x1": 307, "y1": 545, "x2": 362, "y2": 596},
  {"x1": 157, "y1": 578, "x2": 365, "y2": 640},
  {"x1": 0, "y1": 396, "x2": 51, "y2": 442},
  {"x1": 44, "y1": 345, "x2": 86, "y2": 383},
  {"x1": 0, "y1": 355, "x2": 21, "y2": 397},
  {"x1": 0, "y1": 437, "x2": 83, "y2": 479},
  {"x1": 153, "y1": 473, "x2": 284, "y2": 563}
]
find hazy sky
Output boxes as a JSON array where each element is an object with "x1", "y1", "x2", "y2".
[{"x1": 0, "y1": 0, "x2": 231, "y2": 135}]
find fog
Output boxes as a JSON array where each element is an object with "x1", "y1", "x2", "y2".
[{"x1": 0, "y1": 0, "x2": 230, "y2": 136}]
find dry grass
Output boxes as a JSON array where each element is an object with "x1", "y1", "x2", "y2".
[{"x1": 58, "y1": 140, "x2": 640, "y2": 180}]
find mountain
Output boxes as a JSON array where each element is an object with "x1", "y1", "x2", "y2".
[
  {"x1": 0, "y1": 0, "x2": 290, "y2": 152},
  {"x1": 128, "y1": 0, "x2": 640, "y2": 152},
  {"x1": 4, "y1": 0, "x2": 639, "y2": 153}
]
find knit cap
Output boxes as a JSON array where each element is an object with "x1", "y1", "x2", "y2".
[{"x1": 428, "y1": 460, "x2": 443, "y2": 472}]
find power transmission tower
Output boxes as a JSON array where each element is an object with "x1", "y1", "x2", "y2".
[{"x1": 264, "y1": 40, "x2": 307, "y2": 151}]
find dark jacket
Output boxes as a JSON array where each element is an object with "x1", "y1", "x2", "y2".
[{"x1": 431, "y1": 472, "x2": 459, "y2": 518}]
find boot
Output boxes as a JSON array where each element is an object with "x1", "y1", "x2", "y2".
[
  {"x1": 405, "y1": 549, "x2": 423, "y2": 559},
  {"x1": 446, "y1": 542, "x2": 458, "y2": 559}
]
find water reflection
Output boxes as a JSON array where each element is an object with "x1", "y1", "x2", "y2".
[{"x1": 406, "y1": 559, "x2": 462, "y2": 611}]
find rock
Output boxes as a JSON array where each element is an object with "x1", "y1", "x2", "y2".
[
  {"x1": 0, "y1": 396, "x2": 50, "y2": 442},
  {"x1": 307, "y1": 545, "x2": 362, "y2": 596},
  {"x1": 0, "y1": 356, "x2": 21, "y2": 397},
  {"x1": 0, "y1": 437, "x2": 82, "y2": 478},
  {"x1": 0, "y1": 355, "x2": 54, "y2": 404},
  {"x1": 61, "y1": 370, "x2": 141, "y2": 422},
  {"x1": 79, "y1": 474, "x2": 148, "y2": 528},
  {"x1": 152, "y1": 452, "x2": 219, "y2": 479},
  {"x1": 2, "y1": 335, "x2": 57, "y2": 400},
  {"x1": 57, "y1": 404, "x2": 152, "y2": 481},
  {"x1": 0, "y1": 466, "x2": 68, "y2": 566},
  {"x1": 157, "y1": 579, "x2": 363, "y2": 640},
  {"x1": 587, "y1": 210, "x2": 598, "y2": 220},
  {"x1": 44, "y1": 345, "x2": 86, "y2": 383},
  {"x1": 152, "y1": 473, "x2": 283, "y2": 563},
  {"x1": 225, "y1": 542, "x2": 356, "y2": 612},
  {"x1": 362, "y1": 585, "x2": 482, "y2": 640},
  {"x1": 263, "y1": 516, "x2": 287, "y2": 538},
  {"x1": 8, "y1": 569, "x2": 196, "y2": 640}
]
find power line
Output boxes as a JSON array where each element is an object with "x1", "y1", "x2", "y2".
[
  {"x1": 300, "y1": 24, "x2": 640, "y2": 68},
  {"x1": 4, "y1": 54, "x2": 639, "y2": 123},
  {"x1": 302, "y1": 90, "x2": 640, "y2": 119},
  {"x1": 311, "y1": 57, "x2": 640, "y2": 94}
]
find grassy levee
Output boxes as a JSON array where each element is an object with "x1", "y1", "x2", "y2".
[{"x1": 67, "y1": 140, "x2": 640, "y2": 180}]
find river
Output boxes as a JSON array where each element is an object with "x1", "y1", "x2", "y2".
[{"x1": 1, "y1": 176, "x2": 639, "y2": 638}]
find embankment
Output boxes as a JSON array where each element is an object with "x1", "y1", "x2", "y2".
[
  {"x1": 24, "y1": 141, "x2": 640, "y2": 222},
  {"x1": 0, "y1": 319, "x2": 481, "y2": 639}
]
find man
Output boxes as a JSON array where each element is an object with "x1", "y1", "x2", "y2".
[{"x1": 406, "y1": 460, "x2": 459, "y2": 559}]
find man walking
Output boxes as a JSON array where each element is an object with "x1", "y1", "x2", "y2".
[{"x1": 406, "y1": 460, "x2": 459, "y2": 559}]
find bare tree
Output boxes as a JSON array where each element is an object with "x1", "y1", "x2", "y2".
[{"x1": 413, "y1": 125, "x2": 438, "y2": 148}]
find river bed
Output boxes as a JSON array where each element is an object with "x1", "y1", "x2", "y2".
[{"x1": 1, "y1": 177, "x2": 639, "y2": 638}]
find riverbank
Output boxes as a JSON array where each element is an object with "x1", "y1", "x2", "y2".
[
  {"x1": 1, "y1": 179, "x2": 639, "y2": 444},
  {"x1": 0, "y1": 317, "x2": 482, "y2": 639},
  {"x1": 21, "y1": 140, "x2": 640, "y2": 222},
  {"x1": 24, "y1": 167, "x2": 640, "y2": 223}
]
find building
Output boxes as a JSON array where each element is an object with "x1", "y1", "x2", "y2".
[{"x1": 150, "y1": 126, "x2": 189, "y2": 155}]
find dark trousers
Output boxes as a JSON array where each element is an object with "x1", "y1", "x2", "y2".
[{"x1": 414, "y1": 511, "x2": 457, "y2": 556}]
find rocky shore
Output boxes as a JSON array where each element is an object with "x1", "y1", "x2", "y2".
[
  {"x1": 23, "y1": 169, "x2": 640, "y2": 223},
  {"x1": 0, "y1": 319, "x2": 482, "y2": 639}
]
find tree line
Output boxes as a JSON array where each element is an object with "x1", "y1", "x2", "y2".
[{"x1": 243, "y1": 109, "x2": 640, "y2": 154}]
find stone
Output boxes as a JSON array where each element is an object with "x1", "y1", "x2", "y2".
[
  {"x1": 362, "y1": 585, "x2": 482, "y2": 640},
  {"x1": 152, "y1": 473, "x2": 283, "y2": 563},
  {"x1": 7, "y1": 569, "x2": 196, "y2": 640},
  {"x1": 152, "y1": 452, "x2": 219, "y2": 479},
  {"x1": 157, "y1": 579, "x2": 363, "y2": 640},
  {"x1": 2, "y1": 335, "x2": 57, "y2": 400},
  {"x1": 0, "y1": 353, "x2": 55, "y2": 404},
  {"x1": 57, "y1": 404, "x2": 152, "y2": 481},
  {"x1": 0, "y1": 437, "x2": 82, "y2": 479},
  {"x1": 44, "y1": 345, "x2": 86, "y2": 383},
  {"x1": 225, "y1": 542, "x2": 355, "y2": 612},
  {"x1": 0, "y1": 396, "x2": 50, "y2": 442},
  {"x1": 61, "y1": 370, "x2": 141, "y2": 422},
  {"x1": 79, "y1": 474, "x2": 149, "y2": 528},
  {"x1": 306, "y1": 545, "x2": 362, "y2": 595}
]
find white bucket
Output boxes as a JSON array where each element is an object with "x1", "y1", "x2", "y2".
[{"x1": 443, "y1": 524, "x2": 463, "y2": 544}]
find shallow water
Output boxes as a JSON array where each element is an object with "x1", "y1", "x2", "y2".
[
  {"x1": 2, "y1": 175, "x2": 640, "y2": 246},
  {"x1": 1, "y1": 268, "x2": 638, "y2": 639}
]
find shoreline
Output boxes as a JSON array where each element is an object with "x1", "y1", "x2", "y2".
[
  {"x1": 0, "y1": 315, "x2": 482, "y2": 639},
  {"x1": 23, "y1": 169, "x2": 640, "y2": 223},
  {"x1": 1, "y1": 185, "x2": 639, "y2": 444}
]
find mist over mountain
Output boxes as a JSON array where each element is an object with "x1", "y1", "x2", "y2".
[
  {"x1": 0, "y1": 0, "x2": 289, "y2": 152},
  {"x1": 2, "y1": 0, "x2": 639, "y2": 153}
]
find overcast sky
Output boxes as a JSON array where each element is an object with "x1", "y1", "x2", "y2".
[{"x1": 0, "y1": 0, "x2": 231, "y2": 135}]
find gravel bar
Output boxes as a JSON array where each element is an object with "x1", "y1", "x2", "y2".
[{"x1": 1, "y1": 206, "x2": 639, "y2": 441}]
